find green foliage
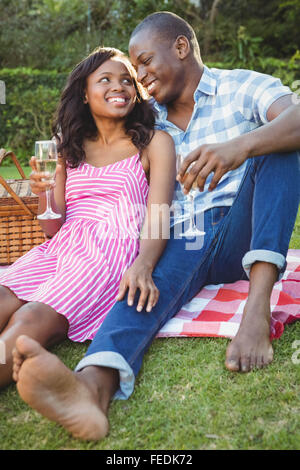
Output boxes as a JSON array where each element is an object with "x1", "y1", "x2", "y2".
[
  {"x1": 0, "y1": 0, "x2": 88, "y2": 71},
  {"x1": 206, "y1": 0, "x2": 300, "y2": 58},
  {"x1": 0, "y1": 0, "x2": 299, "y2": 71},
  {"x1": 0, "y1": 0, "x2": 198, "y2": 71},
  {"x1": 1, "y1": 49, "x2": 300, "y2": 165},
  {"x1": 0, "y1": 68, "x2": 67, "y2": 164},
  {"x1": 0, "y1": 0, "x2": 299, "y2": 163},
  {"x1": 225, "y1": 26, "x2": 263, "y2": 69}
]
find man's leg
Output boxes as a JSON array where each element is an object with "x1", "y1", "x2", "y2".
[
  {"x1": 74, "y1": 210, "x2": 224, "y2": 399},
  {"x1": 13, "y1": 208, "x2": 228, "y2": 440},
  {"x1": 208, "y1": 151, "x2": 300, "y2": 372}
]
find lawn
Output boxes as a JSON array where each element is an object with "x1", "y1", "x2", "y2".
[{"x1": 0, "y1": 166, "x2": 299, "y2": 450}]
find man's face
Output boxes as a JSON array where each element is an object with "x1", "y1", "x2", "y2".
[{"x1": 129, "y1": 29, "x2": 184, "y2": 105}]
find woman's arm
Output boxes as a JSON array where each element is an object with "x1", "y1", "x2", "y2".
[{"x1": 117, "y1": 130, "x2": 176, "y2": 312}]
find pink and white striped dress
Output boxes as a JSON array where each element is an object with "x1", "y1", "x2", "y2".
[{"x1": 0, "y1": 153, "x2": 149, "y2": 342}]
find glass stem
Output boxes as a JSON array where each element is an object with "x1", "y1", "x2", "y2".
[
  {"x1": 188, "y1": 193, "x2": 196, "y2": 230},
  {"x1": 46, "y1": 188, "x2": 52, "y2": 212}
]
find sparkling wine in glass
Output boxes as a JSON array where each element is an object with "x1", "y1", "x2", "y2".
[
  {"x1": 176, "y1": 154, "x2": 205, "y2": 237},
  {"x1": 35, "y1": 140, "x2": 61, "y2": 220}
]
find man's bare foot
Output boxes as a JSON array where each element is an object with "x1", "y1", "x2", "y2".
[
  {"x1": 13, "y1": 335, "x2": 109, "y2": 441},
  {"x1": 225, "y1": 297, "x2": 274, "y2": 372}
]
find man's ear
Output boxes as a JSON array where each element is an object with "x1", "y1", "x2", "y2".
[{"x1": 174, "y1": 35, "x2": 190, "y2": 59}]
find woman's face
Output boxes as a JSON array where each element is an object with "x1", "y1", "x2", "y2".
[{"x1": 84, "y1": 57, "x2": 137, "y2": 121}]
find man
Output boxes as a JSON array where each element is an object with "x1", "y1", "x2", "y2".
[{"x1": 12, "y1": 12, "x2": 300, "y2": 441}]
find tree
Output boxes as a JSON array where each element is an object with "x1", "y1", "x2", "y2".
[{"x1": 203, "y1": 0, "x2": 223, "y2": 55}]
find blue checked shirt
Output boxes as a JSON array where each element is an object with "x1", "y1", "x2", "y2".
[{"x1": 154, "y1": 65, "x2": 292, "y2": 227}]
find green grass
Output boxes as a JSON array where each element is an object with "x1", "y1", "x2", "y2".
[
  {"x1": 0, "y1": 166, "x2": 31, "y2": 180},
  {"x1": 0, "y1": 166, "x2": 299, "y2": 450}
]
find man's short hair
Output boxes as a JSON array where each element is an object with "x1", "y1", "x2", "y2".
[{"x1": 130, "y1": 11, "x2": 200, "y2": 58}]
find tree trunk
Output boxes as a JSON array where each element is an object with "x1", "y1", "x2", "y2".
[{"x1": 203, "y1": 0, "x2": 223, "y2": 56}]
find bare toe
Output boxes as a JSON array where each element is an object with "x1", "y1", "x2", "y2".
[
  {"x1": 225, "y1": 345, "x2": 241, "y2": 371},
  {"x1": 15, "y1": 334, "x2": 42, "y2": 358},
  {"x1": 240, "y1": 354, "x2": 251, "y2": 373},
  {"x1": 12, "y1": 343, "x2": 25, "y2": 382}
]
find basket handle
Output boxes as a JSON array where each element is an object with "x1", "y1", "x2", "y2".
[
  {"x1": 0, "y1": 149, "x2": 34, "y2": 216},
  {"x1": 0, "y1": 148, "x2": 27, "y2": 179}
]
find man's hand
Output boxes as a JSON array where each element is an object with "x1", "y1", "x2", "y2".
[
  {"x1": 116, "y1": 260, "x2": 159, "y2": 313},
  {"x1": 177, "y1": 140, "x2": 249, "y2": 193}
]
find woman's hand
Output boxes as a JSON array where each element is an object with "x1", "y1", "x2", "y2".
[
  {"x1": 29, "y1": 156, "x2": 65, "y2": 196},
  {"x1": 29, "y1": 155, "x2": 66, "y2": 236},
  {"x1": 116, "y1": 261, "x2": 160, "y2": 312}
]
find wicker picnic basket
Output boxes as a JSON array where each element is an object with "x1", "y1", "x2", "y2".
[{"x1": 0, "y1": 149, "x2": 46, "y2": 265}]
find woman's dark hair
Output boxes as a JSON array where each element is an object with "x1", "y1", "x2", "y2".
[{"x1": 52, "y1": 46, "x2": 156, "y2": 168}]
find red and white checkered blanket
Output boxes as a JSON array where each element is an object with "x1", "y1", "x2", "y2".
[
  {"x1": 157, "y1": 249, "x2": 300, "y2": 340},
  {"x1": 1, "y1": 250, "x2": 299, "y2": 341}
]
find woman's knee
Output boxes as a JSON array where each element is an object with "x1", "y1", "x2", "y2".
[
  {"x1": 13, "y1": 302, "x2": 43, "y2": 326},
  {"x1": 10, "y1": 302, "x2": 68, "y2": 346},
  {"x1": 0, "y1": 285, "x2": 16, "y2": 302}
]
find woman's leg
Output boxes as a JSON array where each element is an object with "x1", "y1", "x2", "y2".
[
  {"x1": 0, "y1": 301, "x2": 69, "y2": 388},
  {"x1": 13, "y1": 336, "x2": 116, "y2": 441},
  {"x1": 0, "y1": 286, "x2": 26, "y2": 331}
]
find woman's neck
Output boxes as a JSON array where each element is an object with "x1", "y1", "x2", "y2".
[{"x1": 93, "y1": 116, "x2": 127, "y2": 146}]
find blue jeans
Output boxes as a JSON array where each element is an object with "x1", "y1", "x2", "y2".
[{"x1": 75, "y1": 151, "x2": 300, "y2": 399}]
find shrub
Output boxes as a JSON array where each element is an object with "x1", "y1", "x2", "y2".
[
  {"x1": 1, "y1": 55, "x2": 299, "y2": 166},
  {"x1": 0, "y1": 68, "x2": 67, "y2": 165}
]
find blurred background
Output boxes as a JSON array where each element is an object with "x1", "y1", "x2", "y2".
[{"x1": 0, "y1": 0, "x2": 300, "y2": 166}]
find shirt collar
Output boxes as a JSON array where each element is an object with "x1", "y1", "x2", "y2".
[
  {"x1": 194, "y1": 65, "x2": 217, "y2": 98},
  {"x1": 153, "y1": 64, "x2": 217, "y2": 123}
]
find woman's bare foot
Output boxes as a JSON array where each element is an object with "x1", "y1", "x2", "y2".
[
  {"x1": 225, "y1": 297, "x2": 274, "y2": 372},
  {"x1": 13, "y1": 335, "x2": 109, "y2": 441}
]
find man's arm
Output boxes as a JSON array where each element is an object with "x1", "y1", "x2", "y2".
[
  {"x1": 243, "y1": 95, "x2": 300, "y2": 156},
  {"x1": 178, "y1": 95, "x2": 300, "y2": 194}
]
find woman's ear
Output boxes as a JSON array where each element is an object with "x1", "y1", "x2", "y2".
[
  {"x1": 174, "y1": 35, "x2": 190, "y2": 59},
  {"x1": 83, "y1": 93, "x2": 88, "y2": 104}
]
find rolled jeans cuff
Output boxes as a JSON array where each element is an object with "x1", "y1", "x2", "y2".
[
  {"x1": 242, "y1": 249, "x2": 286, "y2": 281},
  {"x1": 74, "y1": 351, "x2": 135, "y2": 400}
]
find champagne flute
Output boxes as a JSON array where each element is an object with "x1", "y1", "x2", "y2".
[
  {"x1": 176, "y1": 154, "x2": 205, "y2": 237},
  {"x1": 35, "y1": 140, "x2": 61, "y2": 220}
]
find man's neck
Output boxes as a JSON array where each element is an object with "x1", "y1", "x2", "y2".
[{"x1": 166, "y1": 63, "x2": 204, "y2": 131}]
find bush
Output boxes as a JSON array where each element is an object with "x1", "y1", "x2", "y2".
[
  {"x1": 0, "y1": 68, "x2": 67, "y2": 165},
  {"x1": 1, "y1": 55, "x2": 299, "y2": 166}
]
